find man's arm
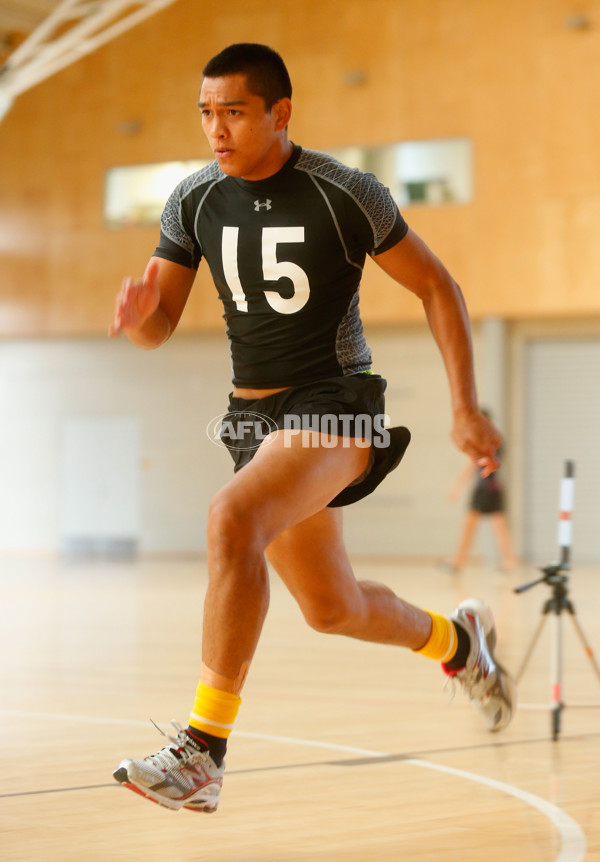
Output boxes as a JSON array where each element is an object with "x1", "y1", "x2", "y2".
[
  {"x1": 109, "y1": 257, "x2": 196, "y2": 349},
  {"x1": 371, "y1": 227, "x2": 501, "y2": 476}
]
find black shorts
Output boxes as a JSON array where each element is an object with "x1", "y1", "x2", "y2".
[
  {"x1": 219, "y1": 373, "x2": 411, "y2": 507},
  {"x1": 470, "y1": 487, "x2": 505, "y2": 514}
]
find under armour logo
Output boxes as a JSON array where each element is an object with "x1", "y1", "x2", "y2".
[{"x1": 254, "y1": 199, "x2": 272, "y2": 211}]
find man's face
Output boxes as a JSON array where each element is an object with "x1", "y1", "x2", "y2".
[{"x1": 198, "y1": 73, "x2": 290, "y2": 181}]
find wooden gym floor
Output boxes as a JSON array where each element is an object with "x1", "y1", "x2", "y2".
[{"x1": 1, "y1": 555, "x2": 599, "y2": 861}]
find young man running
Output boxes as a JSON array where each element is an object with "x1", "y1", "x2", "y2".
[{"x1": 110, "y1": 42, "x2": 516, "y2": 814}]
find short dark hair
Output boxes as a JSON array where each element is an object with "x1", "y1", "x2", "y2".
[{"x1": 202, "y1": 43, "x2": 292, "y2": 110}]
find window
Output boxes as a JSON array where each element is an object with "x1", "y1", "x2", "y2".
[
  {"x1": 104, "y1": 137, "x2": 472, "y2": 228},
  {"x1": 104, "y1": 159, "x2": 210, "y2": 227},
  {"x1": 330, "y1": 137, "x2": 473, "y2": 207}
]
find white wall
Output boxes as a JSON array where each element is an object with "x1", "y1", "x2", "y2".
[
  {"x1": 523, "y1": 339, "x2": 600, "y2": 563},
  {"x1": 0, "y1": 326, "x2": 485, "y2": 557},
  {"x1": 343, "y1": 327, "x2": 468, "y2": 555},
  {"x1": 0, "y1": 334, "x2": 233, "y2": 553},
  {"x1": 61, "y1": 416, "x2": 141, "y2": 555}
]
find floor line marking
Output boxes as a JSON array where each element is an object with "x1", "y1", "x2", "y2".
[
  {"x1": 403, "y1": 758, "x2": 586, "y2": 862},
  {"x1": 0, "y1": 708, "x2": 588, "y2": 860},
  {"x1": 234, "y1": 730, "x2": 386, "y2": 757}
]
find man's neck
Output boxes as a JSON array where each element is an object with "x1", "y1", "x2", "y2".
[{"x1": 241, "y1": 138, "x2": 294, "y2": 182}]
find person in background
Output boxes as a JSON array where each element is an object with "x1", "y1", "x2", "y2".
[{"x1": 445, "y1": 409, "x2": 518, "y2": 572}]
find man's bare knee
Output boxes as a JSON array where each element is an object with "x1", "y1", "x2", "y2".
[
  {"x1": 302, "y1": 598, "x2": 362, "y2": 635},
  {"x1": 207, "y1": 492, "x2": 264, "y2": 572}
]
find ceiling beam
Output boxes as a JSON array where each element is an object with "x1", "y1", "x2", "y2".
[{"x1": 0, "y1": 0, "x2": 178, "y2": 119}]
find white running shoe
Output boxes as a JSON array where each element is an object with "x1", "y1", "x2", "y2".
[
  {"x1": 113, "y1": 720, "x2": 224, "y2": 812},
  {"x1": 443, "y1": 599, "x2": 517, "y2": 732}
]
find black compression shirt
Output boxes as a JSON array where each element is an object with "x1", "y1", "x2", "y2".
[{"x1": 154, "y1": 144, "x2": 408, "y2": 387}]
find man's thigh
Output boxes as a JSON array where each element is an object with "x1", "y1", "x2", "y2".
[
  {"x1": 213, "y1": 429, "x2": 370, "y2": 547},
  {"x1": 266, "y1": 506, "x2": 358, "y2": 606}
]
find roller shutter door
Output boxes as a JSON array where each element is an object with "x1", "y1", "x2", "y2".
[{"x1": 525, "y1": 339, "x2": 600, "y2": 563}]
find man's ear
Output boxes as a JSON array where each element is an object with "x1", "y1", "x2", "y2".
[{"x1": 273, "y1": 97, "x2": 292, "y2": 130}]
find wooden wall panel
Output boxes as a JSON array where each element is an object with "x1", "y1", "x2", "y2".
[{"x1": 0, "y1": 0, "x2": 599, "y2": 335}]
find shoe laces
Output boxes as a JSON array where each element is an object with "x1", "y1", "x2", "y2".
[
  {"x1": 455, "y1": 645, "x2": 494, "y2": 701},
  {"x1": 442, "y1": 674, "x2": 458, "y2": 702},
  {"x1": 144, "y1": 719, "x2": 203, "y2": 770}
]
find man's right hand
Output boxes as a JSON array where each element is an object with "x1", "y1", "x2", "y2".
[{"x1": 109, "y1": 257, "x2": 161, "y2": 338}]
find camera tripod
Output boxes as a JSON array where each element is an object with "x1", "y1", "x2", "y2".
[{"x1": 514, "y1": 461, "x2": 600, "y2": 740}]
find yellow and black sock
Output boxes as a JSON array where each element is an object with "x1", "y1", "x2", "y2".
[
  {"x1": 187, "y1": 681, "x2": 241, "y2": 767},
  {"x1": 415, "y1": 611, "x2": 470, "y2": 668}
]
